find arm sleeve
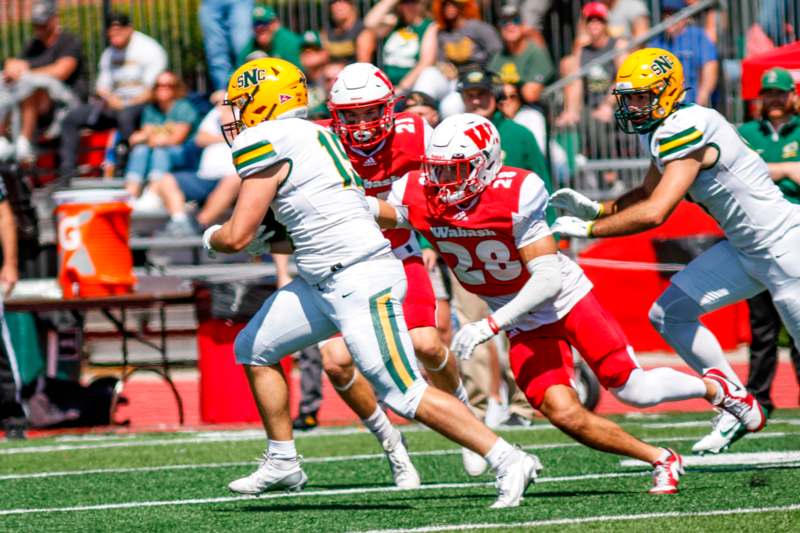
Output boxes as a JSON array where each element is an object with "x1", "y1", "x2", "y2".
[
  {"x1": 230, "y1": 124, "x2": 282, "y2": 178},
  {"x1": 652, "y1": 110, "x2": 708, "y2": 164},
  {"x1": 490, "y1": 255, "x2": 562, "y2": 329},
  {"x1": 513, "y1": 173, "x2": 552, "y2": 248}
]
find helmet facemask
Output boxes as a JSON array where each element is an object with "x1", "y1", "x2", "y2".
[
  {"x1": 330, "y1": 96, "x2": 395, "y2": 149},
  {"x1": 221, "y1": 87, "x2": 258, "y2": 147},
  {"x1": 423, "y1": 152, "x2": 489, "y2": 210},
  {"x1": 613, "y1": 77, "x2": 677, "y2": 134}
]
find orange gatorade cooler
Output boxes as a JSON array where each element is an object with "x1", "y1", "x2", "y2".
[{"x1": 53, "y1": 189, "x2": 135, "y2": 298}]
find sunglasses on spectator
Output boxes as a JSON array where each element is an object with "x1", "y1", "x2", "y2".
[{"x1": 155, "y1": 81, "x2": 177, "y2": 88}]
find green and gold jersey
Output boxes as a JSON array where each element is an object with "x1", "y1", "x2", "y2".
[{"x1": 231, "y1": 118, "x2": 390, "y2": 283}]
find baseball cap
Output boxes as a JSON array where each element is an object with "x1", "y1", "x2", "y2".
[
  {"x1": 761, "y1": 67, "x2": 795, "y2": 93},
  {"x1": 404, "y1": 91, "x2": 438, "y2": 110},
  {"x1": 300, "y1": 30, "x2": 323, "y2": 50},
  {"x1": 499, "y1": 4, "x2": 522, "y2": 25},
  {"x1": 457, "y1": 69, "x2": 496, "y2": 93},
  {"x1": 106, "y1": 12, "x2": 131, "y2": 27},
  {"x1": 31, "y1": 0, "x2": 56, "y2": 25},
  {"x1": 661, "y1": 0, "x2": 686, "y2": 13},
  {"x1": 581, "y1": 2, "x2": 609, "y2": 21},
  {"x1": 252, "y1": 5, "x2": 277, "y2": 25}
]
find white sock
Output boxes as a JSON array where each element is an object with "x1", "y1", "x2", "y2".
[
  {"x1": 362, "y1": 406, "x2": 399, "y2": 445},
  {"x1": 268, "y1": 439, "x2": 297, "y2": 461},
  {"x1": 654, "y1": 447, "x2": 671, "y2": 465},
  {"x1": 484, "y1": 438, "x2": 514, "y2": 470},
  {"x1": 454, "y1": 382, "x2": 470, "y2": 406},
  {"x1": 171, "y1": 211, "x2": 188, "y2": 223},
  {"x1": 612, "y1": 368, "x2": 707, "y2": 408}
]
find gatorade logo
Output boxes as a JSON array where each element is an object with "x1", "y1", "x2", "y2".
[
  {"x1": 59, "y1": 215, "x2": 83, "y2": 251},
  {"x1": 464, "y1": 123, "x2": 494, "y2": 150}
]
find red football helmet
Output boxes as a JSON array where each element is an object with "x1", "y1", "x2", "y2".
[
  {"x1": 328, "y1": 63, "x2": 396, "y2": 149},
  {"x1": 422, "y1": 113, "x2": 502, "y2": 210}
]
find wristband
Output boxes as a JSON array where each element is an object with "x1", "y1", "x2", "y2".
[
  {"x1": 596, "y1": 202, "x2": 605, "y2": 218},
  {"x1": 365, "y1": 196, "x2": 380, "y2": 218},
  {"x1": 487, "y1": 315, "x2": 501, "y2": 334},
  {"x1": 587, "y1": 220, "x2": 595, "y2": 238}
]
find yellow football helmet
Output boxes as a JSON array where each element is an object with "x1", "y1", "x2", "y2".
[
  {"x1": 222, "y1": 58, "x2": 308, "y2": 145},
  {"x1": 612, "y1": 48, "x2": 685, "y2": 133}
]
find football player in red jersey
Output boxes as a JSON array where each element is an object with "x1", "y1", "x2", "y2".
[
  {"x1": 372, "y1": 113, "x2": 767, "y2": 494},
  {"x1": 313, "y1": 63, "x2": 476, "y2": 484}
]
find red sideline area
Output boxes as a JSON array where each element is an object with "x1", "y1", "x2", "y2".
[{"x1": 90, "y1": 359, "x2": 800, "y2": 431}]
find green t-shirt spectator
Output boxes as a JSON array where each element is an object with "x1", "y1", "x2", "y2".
[
  {"x1": 488, "y1": 42, "x2": 554, "y2": 87},
  {"x1": 381, "y1": 18, "x2": 433, "y2": 85},
  {"x1": 141, "y1": 98, "x2": 201, "y2": 138},
  {"x1": 739, "y1": 115, "x2": 800, "y2": 204},
  {"x1": 237, "y1": 27, "x2": 302, "y2": 69}
]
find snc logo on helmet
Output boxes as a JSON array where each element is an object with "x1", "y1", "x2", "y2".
[
  {"x1": 650, "y1": 55, "x2": 674, "y2": 76},
  {"x1": 236, "y1": 68, "x2": 277, "y2": 89}
]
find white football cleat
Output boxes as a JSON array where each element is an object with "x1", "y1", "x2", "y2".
[
  {"x1": 704, "y1": 368, "x2": 767, "y2": 432},
  {"x1": 383, "y1": 433, "x2": 421, "y2": 489},
  {"x1": 462, "y1": 447, "x2": 489, "y2": 477},
  {"x1": 228, "y1": 452, "x2": 308, "y2": 495},
  {"x1": 692, "y1": 410, "x2": 746, "y2": 455},
  {"x1": 649, "y1": 448, "x2": 684, "y2": 494},
  {"x1": 490, "y1": 449, "x2": 542, "y2": 509}
]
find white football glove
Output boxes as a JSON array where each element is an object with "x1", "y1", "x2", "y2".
[
  {"x1": 551, "y1": 216, "x2": 594, "y2": 238},
  {"x1": 451, "y1": 318, "x2": 500, "y2": 361},
  {"x1": 244, "y1": 225, "x2": 276, "y2": 257},
  {"x1": 202, "y1": 224, "x2": 223, "y2": 259},
  {"x1": 550, "y1": 188, "x2": 604, "y2": 220}
]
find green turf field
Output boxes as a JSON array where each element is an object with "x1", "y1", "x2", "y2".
[{"x1": 2, "y1": 410, "x2": 799, "y2": 532}]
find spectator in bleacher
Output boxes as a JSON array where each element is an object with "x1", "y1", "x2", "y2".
[
  {"x1": 237, "y1": 5, "x2": 301, "y2": 69},
  {"x1": 556, "y1": 2, "x2": 627, "y2": 128},
  {"x1": 322, "y1": 0, "x2": 376, "y2": 64},
  {"x1": 58, "y1": 13, "x2": 167, "y2": 181},
  {"x1": 488, "y1": 4, "x2": 553, "y2": 106},
  {"x1": 457, "y1": 68, "x2": 550, "y2": 190},
  {"x1": 738, "y1": 68, "x2": 800, "y2": 416},
  {"x1": 412, "y1": 0, "x2": 501, "y2": 117},
  {"x1": 199, "y1": 0, "x2": 254, "y2": 95},
  {"x1": 572, "y1": 0, "x2": 649, "y2": 51},
  {"x1": 308, "y1": 61, "x2": 347, "y2": 120},
  {"x1": 497, "y1": 81, "x2": 544, "y2": 152},
  {"x1": 124, "y1": 71, "x2": 200, "y2": 202},
  {"x1": 649, "y1": 0, "x2": 718, "y2": 106},
  {"x1": 403, "y1": 90, "x2": 440, "y2": 127},
  {"x1": 0, "y1": 177, "x2": 21, "y2": 439},
  {"x1": 149, "y1": 97, "x2": 240, "y2": 237},
  {"x1": 0, "y1": 0, "x2": 82, "y2": 164},
  {"x1": 300, "y1": 32, "x2": 331, "y2": 119},
  {"x1": 685, "y1": 0, "x2": 719, "y2": 44},
  {"x1": 363, "y1": 0, "x2": 437, "y2": 93}
]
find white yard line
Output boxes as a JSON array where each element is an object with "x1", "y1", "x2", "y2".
[
  {"x1": 1, "y1": 431, "x2": 797, "y2": 481},
  {"x1": 354, "y1": 504, "x2": 800, "y2": 533},
  {"x1": 621, "y1": 451, "x2": 800, "y2": 468},
  {"x1": 4, "y1": 417, "x2": 799, "y2": 451},
  {"x1": 0, "y1": 471, "x2": 652, "y2": 516}
]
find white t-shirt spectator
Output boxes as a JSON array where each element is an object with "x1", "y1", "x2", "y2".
[
  {"x1": 95, "y1": 31, "x2": 168, "y2": 103},
  {"x1": 196, "y1": 107, "x2": 235, "y2": 180}
]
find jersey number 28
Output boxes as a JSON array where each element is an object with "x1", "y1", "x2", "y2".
[{"x1": 437, "y1": 240, "x2": 522, "y2": 285}]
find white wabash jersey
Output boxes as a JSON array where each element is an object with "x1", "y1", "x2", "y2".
[
  {"x1": 645, "y1": 104, "x2": 800, "y2": 256},
  {"x1": 231, "y1": 118, "x2": 391, "y2": 284}
]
